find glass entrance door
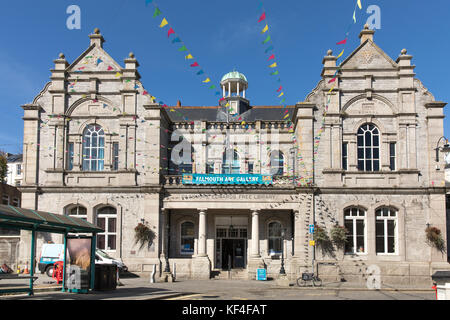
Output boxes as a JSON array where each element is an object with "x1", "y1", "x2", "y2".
[{"x1": 215, "y1": 227, "x2": 247, "y2": 269}]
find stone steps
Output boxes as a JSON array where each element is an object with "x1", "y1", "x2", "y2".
[{"x1": 211, "y1": 269, "x2": 248, "y2": 280}]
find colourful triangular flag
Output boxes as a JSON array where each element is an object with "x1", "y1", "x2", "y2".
[
  {"x1": 261, "y1": 24, "x2": 269, "y2": 33},
  {"x1": 269, "y1": 62, "x2": 277, "y2": 68},
  {"x1": 265, "y1": 45, "x2": 274, "y2": 53},
  {"x1": 159, "y1": 18, "x2": 168, "y2": 28},
  {"x1": 196, "y1": 70, "x2": 204, "y2": 75},
  {"x1": 268, "y1": 54, "x2": 275, "y2": 60},
  {"x1": 153, "y1": 7, "x2": 161, "y2": 18},
  {"x1": 276, "y1": 86, "x2": 283, "y2": 92},
  {"x1": 337, "y1": 49, "x2": 344, "y2": 58},
  {"x1": 258, "y1": 12, "x2": 266, "y2": 23},
  {"x1": 278, "y1": 92, "x2": 284, "y2": 98},
  {"x1": 262, "y1": 35, "x2": 271, "y2": 44},
  {"x1": 172, "y1": 37, "x2": 181, "y2": 43},
  {"x1": 353, "y1": 10, "x2": 356, "y2": 23},
  {"x1": 357, "y1": 0, "x2": 362, "y2": 10},
  {"x1": 167, "y1": 27, "x2": 175, "y2": 37},
  {"x1": 185, "y1": 54, "x2": 193, "y2": 60},
  {"x1": 270, "y1": 70, "x2": 279, "y2": 76},
  {"x1": 336, "y1": 38, "x2": 347, "y2": 45},
  {"x1": 190, "y1": 62, "x2": 199, "y2": 67},
  {"x1": 178, "y1": 45, "x2": 188, "y2": 52},
  {"x1": 202, "y1": 78, "x2": 211, "y2": 83}
]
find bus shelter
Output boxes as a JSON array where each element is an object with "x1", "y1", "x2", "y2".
[{"x1": 0, "y1": 204, "x2": 103, "y2": 295}]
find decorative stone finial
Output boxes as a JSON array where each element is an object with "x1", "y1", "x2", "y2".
[
  {"x1": 94, "y1": 28, "x2": 100, "y2": 34},
  {"x1": 401, "y1": 49, "x2": 407, "y2": 55},
  {"x1": 364, "y1": 23, "x2": 369, "y2": 30},
  {"x1": 327, "y1": 49, "x2": 333, "y2": 56},
  {"x1": 59, "y1": 53, "x2": 65, "y2": 59},
  {"x1": 129, "y1": 52, "x2": 135, "y2": 59}
]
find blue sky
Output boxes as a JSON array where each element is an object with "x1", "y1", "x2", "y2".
[{"x1": 0, "y1": 0, "x2": 449, "y2": 154}]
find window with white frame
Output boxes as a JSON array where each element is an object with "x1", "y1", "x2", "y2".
[
  {"x1": 67, "y1": 206, "x2": 87, "y2": 221},
  {"x1": 16, "y1": 164, "x2": 22, "y2": 175},
  {"x1": 180, "y1": 221, "x2": 195, "y2": 255},
  {"x1": 269, "y1": 151, "x2": 284, "y2": 176},
  {"x1": 222, "y1": 149, "x2": 240, "y2": 174},
  {"x1": 375, "y1": 207, "x2": 397, "y2": 254},
  {"x1": 268, "y1": 221, "x2": 283, "y2": 255},
  {"x1": 82, "y1": 124, "x2": 105, "y2": 171},
  {"x1": 96, "y1": 206, "x2": 117, "y2": 251},
  {"x1": 389, "y1": 143, "x2": 396, "y2": 171},
  {"x1": 357, "y1": 124, "x2": 380, "y2": 172},
  {"x1": 344, "y1": 207, "x2": 366, "y2": 254}
]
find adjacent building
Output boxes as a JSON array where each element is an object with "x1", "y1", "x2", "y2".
[
  {"x1": 6, "y1": 153, "x2": 23, "y2": 187},
  {"x1": 17, "y1": 26, "x2": 449, "y2": 285}
]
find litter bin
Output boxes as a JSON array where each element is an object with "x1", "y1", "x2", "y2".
[
  {"x1": 431, "y1": 271, "x2": 450, "y2": 300},
  {"x1": 94, "y1": 264, "x2": 117, "y2": 291}
]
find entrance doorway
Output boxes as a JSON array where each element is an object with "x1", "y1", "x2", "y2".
[
  {"x1": 222, "y1": 239, "x2": 245, "y2": 269},
  {"x1": 215, "y1": 226, "x2": 247, "y2": 270}
]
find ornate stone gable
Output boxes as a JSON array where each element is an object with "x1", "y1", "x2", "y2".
[
  {"x1": 68, "y1": 45, "x2": 122, "y2": 73},
  {"x1": 340, "y1": 40, "x2": 397, "y2": 70}
]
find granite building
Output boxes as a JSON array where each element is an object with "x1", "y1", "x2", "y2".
[{"x1": 18, "y1": 26, "x2": 449, "y2": 285}]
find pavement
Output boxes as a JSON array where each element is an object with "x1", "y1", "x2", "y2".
[{"x1": 0, "y1": 273, "x2": 436, "y2": 300}]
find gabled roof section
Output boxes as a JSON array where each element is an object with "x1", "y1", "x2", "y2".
[
  {"x1": 339, "y1": 39, "x2": 398, "y2": 70},
  {"x1": 66, "y1": 30, "x2": 122, "y2": 74}
]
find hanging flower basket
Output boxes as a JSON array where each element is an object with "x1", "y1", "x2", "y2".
[
  {"x1": 330, "y1": 225, "x2": 348, "y2": 249},
  {"x1": 425, "y1": 226, "x2": 446, "y2": 253},
  {"x1": 314, "y1": 225, "x2": 332, "y2": 248},
  {"x1": 134, "y1": 222, "x2": 156, "y2": 250}
]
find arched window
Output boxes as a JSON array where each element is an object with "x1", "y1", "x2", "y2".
[
  {"x1": 268, "y1": 221, "x2": 282, "y2": 255},
  {"x1": 344, "y1": 207, "x2": 366, "y2": 254},
  {"x1": 357, "y1": 124, "x2": 380, "y2": 172},
  {"x1": 67, "y1": 206, "x2": 87, "y2": 221},
  {"x1": 270, "y1": 151, "x2": 284, "y2": 176},
  {"x1": 375, "y1": 207, "x2": 397, "y2": 254},
  {"x1": 82, "y1": 124, "x2": 105, "y2": 171},
  {"x1": 222, "y1": 149, "x2": 240, "y2": 174},
  {"x1": 96, "y1": 206, "x2": 117, "y2": 251},
  {"x1": 180, "y1": 221, "x2": 195, "y2": 255}
]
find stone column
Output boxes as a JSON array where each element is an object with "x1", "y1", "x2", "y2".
[
  {"x1": 192, "y1": 208, "x2": 211, "y2": 279},
  {"x1": 198, "y1": 209, "x2": 207, "y2": 257},
  {"x1": 251, "y1": 210, "x2": 260, "y2": 258}
]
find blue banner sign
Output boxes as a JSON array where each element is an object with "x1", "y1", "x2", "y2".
[
  {"x1": 256, "y1": 268, "x2": 267, "y2": 281},
  {"x1": 182, "y1": 174, "x2": 273, "y2": 185}
]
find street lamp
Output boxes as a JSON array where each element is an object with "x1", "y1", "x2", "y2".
[
  {"x1": 435, "y1": 136, "x2": 450, "y2": 162},
  {"x1": 279, "y1": 228, "x2": 287, "y2": 275}
]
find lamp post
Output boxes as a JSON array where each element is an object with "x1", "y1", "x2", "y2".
[{"x1": 279, "y1": 228, "x2": 286, "y2": 275}]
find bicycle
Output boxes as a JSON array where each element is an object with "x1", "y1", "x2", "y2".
[{"x1": 296, "y1": 272, "x2": 322, "y2": 287}]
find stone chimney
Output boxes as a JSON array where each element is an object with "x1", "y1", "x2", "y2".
[
  {"x1": 177, "y1": 100, "x2": 182, "y2": 107},
  {"x1": 89, "y1": 28, "x2": 105, "y2": 48},
  {"x1": 359, "y1": 23, "x2": 375, "y2": 44}
]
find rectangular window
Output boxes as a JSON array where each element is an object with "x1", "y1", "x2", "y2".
[
  {"x1": 2, "y1": 195, "x2": 9, "y2": 205},
  {"x1": 248, "y1": 162, "x2": 254, "y2": 174},
  {"x1": 376, "y1": 208, "x2": 397, "y2": 254},
  {"x1": 389, "y1": 143, "x2": 396, "y2": 171},
  {"x1": 342, "y1": 142, "x2": 348, "y2": 170},
  {"x1": 16, "y1": 164, "x2": 21, "y2": 175},
  {"x1": 67, "y1": 142, "x2": 74, "y2": 170},
  {"x1": 12, "y1": 198, "x2": 19, "y2": 207},
  {"x1": 344, "y1": 208, "x2": 366, "y2": 254},
  {"x1": 112, "y1": 142, "x2": 119, "y2": 171},
  {"x1": 206, "y1": 162, "x2": 214, "y2": 174}
]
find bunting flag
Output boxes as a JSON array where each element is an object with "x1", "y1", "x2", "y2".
[
  {"x1": 262, "y1": 35, "x2": 271, "y2": 44},
  {"x1": 178, "y1": 45, "x2": 187, "y2": 52},
  {"x1": 261, "y1": 24, "x2": 269, "y2": 33},
  {"x1": 258, "y1": 12, "x2": 266, "y2": 23},
  {"x1": 269, "y1": 62, "x2": 277, "y2": 68},
  {"x1": 172, "y1": 37, "x2": 181, "y2": 43},
  {"x1": 278, "y1": 92, "x2": 284, "y2": 98},
  {"x1": 159, "y1": 18, "x2": 168, "y2": 28},
  {"x1": 185, "y1": 54, "x2": 193, "y2": 60},
  {"x1": 190, "y1": 62, "x2": 199, "y2": 67},
  {"x1": 357, "y1": 0, "x2": 362, "y2": 10},
  {"x1": 337, "y1": 49, "x2": 345, "y2": 58},
  {"x1": 265, "y1": 45, "x2": 274, "y2": 53},
  {"x1": 167, "y1": 27, "x2": 175, "y2": 37},
  {"x1": 202, "y1": 78, "x2": 211, "y2": 83},
  {"x1": 337, "y1": 38, "x2": 347, "y2": 45},
  {"x1": 276, "y1": 86, "x2": 282, "y2": 92},
  {"x1": 153, "y1": 7, "x2": 161, "y2": 18},
  {"x1": 270, "y1": 70, "x2": 279, "y2": 76},
  {"x1": 267, "y1": 54, "x2": 275, "y2": 60}
]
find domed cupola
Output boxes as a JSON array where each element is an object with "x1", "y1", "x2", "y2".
[{"x1": 219, "y1": 70, "x2": 250, "y2": 115}]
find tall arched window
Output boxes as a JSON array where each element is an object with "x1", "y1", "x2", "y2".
[
  {"x1": 67, "y1": 206, "x2": 87, "y2": 221},
  {"x1": 82, "y1": 124, "x2": 105, "y2": 171},
  {"x1": 270, "y1": 151, "x2": 284, "y2": 176},
  {"x1": 96, "y1": 206, "x2": 117, "y2": 251},
  {"x1": 344, "y1": 207, "x2": 366, "y2": 254},
  {"x1": 268, "y1": 221, "x2": 282, "y2": 255},
  {"x1": 180, "y1": 221, "x2": 195, "y2": 255},
  {"x1": 375, "y1": 207, "x2": 397, "y2": 254},
  {"x1": 222, "y1": 149, "x2": 240, "y2": 174},
  {"x1": 357, "y1": 124, "x2": 380, "y2": 172}
]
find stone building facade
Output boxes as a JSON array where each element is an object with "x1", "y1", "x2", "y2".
[{"x1": 18, "y1": 26, "x2": 449, "y2": 286}]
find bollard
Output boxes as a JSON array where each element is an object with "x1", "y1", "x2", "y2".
[
  {"x1": 172, "y1": 262, "x2": 176, "y2": 282},
  {"x1": 150, "y1": 264, "x2": 156, "y2": 283}
]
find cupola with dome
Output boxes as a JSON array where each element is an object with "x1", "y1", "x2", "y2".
[{"x1": 219, "y1": 70, "x2": 250, "y2": 116}]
